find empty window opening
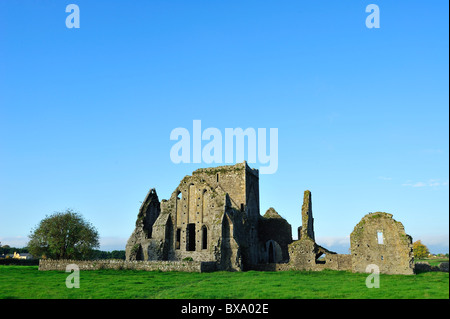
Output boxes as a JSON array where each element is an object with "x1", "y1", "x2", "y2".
[
  {"x1": 217, "y1": 173, "x2": 219, "y2": 182},
  {"x1": 315, "y1": 253, "x2": 326, "y2": 265},
  {"x1": 186, "y1": 223, "x2": 196, "y2": 251},
  {"x1": 240, "y1": 203, "x2": 244, "y2": 212},
  {"x1": 135, "y1": 244, "x2": 144, "y2": 261},
  {"x1": 177, "y1": 191, "x2": 182, "y2": 201},
  {"x1": 377, "y1": 231, "x2": 384, "y2": 244},
  {"x1": 176, "y1": 228, "x2": 181, "y2": 249},
  {"x1": 202, "y1": 226, "x2": 207, "y2": 250}
]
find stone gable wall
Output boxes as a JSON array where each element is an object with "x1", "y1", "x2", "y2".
[{"x1": 350, "y1": 212, "x2": 414, "y2": 275}]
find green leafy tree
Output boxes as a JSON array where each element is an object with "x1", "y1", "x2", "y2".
[
  {"x1": 413, "y1": 240, "x2": 430, "y2": 259},
  {"x1": 27, "y1": 209, "x2": 99, "y2": 260}
]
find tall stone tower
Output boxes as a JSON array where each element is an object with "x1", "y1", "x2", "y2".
[{"x1": 298, "y1": 190, "x2": 315, "y2": 240}]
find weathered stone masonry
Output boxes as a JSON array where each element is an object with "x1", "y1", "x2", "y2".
[
  {"x1": 122, "y1": 162, "x2": 415, "y2": 275},
  {"x1": 350, "y1": 212, "x2": 414, "y2": 275},
  {"x1": 125, "y1": 162, "x2": 262, "y2": 271}
]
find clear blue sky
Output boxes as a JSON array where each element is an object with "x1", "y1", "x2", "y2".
[{"x1": 1, "y1": 1, "x2": 448, "y2": 253}]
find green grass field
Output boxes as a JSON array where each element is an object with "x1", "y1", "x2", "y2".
[{"x1": 0, "y1": 266, "x2": 448, "y2": 299}]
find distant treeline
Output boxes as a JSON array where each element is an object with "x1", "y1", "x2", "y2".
[
  {"x1": 0, "y1": 246, "x2": 126, "y2": 260},
  {"x1": 0, "y1": 246, "x2": 30, "y2": 255},
  {"x1": 91, "y1": 249, "x2": 126, "y2": 260}
]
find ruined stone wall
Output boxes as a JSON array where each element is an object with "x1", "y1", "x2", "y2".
[
  {"x1": 245, "y1": 166, "x2": 260, "y2": 219},
  {"x1": 39, "y1": 259, "x2": 217, "y2": 273},
  {"x1": 270, "y1": 190, "x2": 352, "y2": 272},
  {"x1": 350, "y1": 212, "x2": 414, "y2": 275},
  {"x1": 250, "y1": 254, "x2": 352, "y2": 272},
  {"x1": 258, "y1": 208, "x2": 292, "y2": 263},
  {"x1": 155, "y1": 186, "x2": 225, "y2": 265},
  {"x1": 284, "y1": 238, "x2": 352, "y2": 271},
  {"x1": 162, "y1": 174, "x2": 225, "y2": 263},
  {"x1": 125, "y1": 162, "x2": 261, "y2": 271},
  {"x1": 125, "y1": 165, "x2": 417, "y2": 275},
  {"x1": 299, "y1": 190, "x2": 315, "y2": 241},
  {"x1": 315, "y1": 254, "x2": 352, "y2": 271},
  {"x1": 243, "y1": 166, "x2": 260, "y2": 265},
  {"x1": 192, "y1": 163, "x2": 247, "y2": 212},
  {"x1": 125, "y1": 189, "x2": 161, "y2": 261}
]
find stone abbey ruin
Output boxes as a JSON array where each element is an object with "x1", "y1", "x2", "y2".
[{"x1": 125, "y1": 162, "x2": 415, "y2": 275}]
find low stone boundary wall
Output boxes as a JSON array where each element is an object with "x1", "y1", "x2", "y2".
[
  {"x1": 39, "y1": 259, "x2": 217, "y2": 273},
  {"x1": 415, "y1": 261, "x2": 449, "y2": 273},
  {"x1": 250, "y1": 254, "x2": 353, "y2": 272}
]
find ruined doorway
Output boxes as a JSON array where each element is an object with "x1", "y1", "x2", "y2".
[
  {"x1": 186, "y1": 223, "x2": 196, "y2": 251},
  {"x1": 135, "y1": 244, "x2": 143, "y2": 261},
  {"x1": 268, "y1": 241, "x2": 275, "y2": 263}
]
